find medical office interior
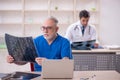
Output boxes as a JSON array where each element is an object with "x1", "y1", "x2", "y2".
[{"x1": 0, "y1": 0, "x2": 120, "y2": 80}]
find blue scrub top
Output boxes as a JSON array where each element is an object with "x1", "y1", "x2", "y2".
[{"x1": 33, "y1": 34, "x2": 73, "y2": 71}]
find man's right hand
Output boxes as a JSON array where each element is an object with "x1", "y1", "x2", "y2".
[
  {"x1": 7, "y1": 55, "x2": 27, "y2": 65},
  {"x1": 6, "y1": 55, "x2": 14, "y2": 63},
  {"x1": 35, "y1": 57, "x2": 46, "y2": 66}
]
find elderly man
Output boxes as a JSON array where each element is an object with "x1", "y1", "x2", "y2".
[{"x1": 7, "y1": 17, "x2": 73, "y2": 71}]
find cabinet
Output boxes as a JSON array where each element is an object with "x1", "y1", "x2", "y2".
[
  {"x1": 73, "y1": 52, "x2": 116, "y2": 71},
  {"x1": 24, "y1": 0, "x2": 49, "y2": 36},
  {"x1": 0, "y1": 0, "x2": 23, "y2": 37},
  {"x1": 0, "y1": 0, "x2": 100, "y2": 37}
]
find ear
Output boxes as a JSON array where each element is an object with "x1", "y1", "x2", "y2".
[{"x1": 56, "y1": 26, "x2": 59, "y2": 32}]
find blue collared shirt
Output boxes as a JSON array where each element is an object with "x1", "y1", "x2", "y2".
[{"x1": 33, "y1": 34, "x2": 73, "y2": 71}]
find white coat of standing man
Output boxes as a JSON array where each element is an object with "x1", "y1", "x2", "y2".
[{"x1": 65, "y1": 10, "x2": 99, "y2": 48}]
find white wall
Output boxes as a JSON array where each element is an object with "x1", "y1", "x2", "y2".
[
  {"x1": 99, "y1": 0, "x2": 120, "y2": 45},
  {"x1": 0, "y1": 49, "x2": 30, "y2": 73}
]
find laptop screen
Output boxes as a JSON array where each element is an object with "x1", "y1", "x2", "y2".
[{"x1": 42, "y1": 59, "x2": 74, "y2": 79}]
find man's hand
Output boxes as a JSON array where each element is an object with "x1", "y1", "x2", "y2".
[
  {"x1": 6, "y1": 55, "x2": 14, "y2": 63},
  {"x1": 94, "y1": 43, "x2": 99, "y2": 48},
  {"x1": 35, "y1": 57, "x2": 46, "y2": 65},
  {"x1": 6, "y1": 55, "x2": 27, "y2": 65},
  {"x1": 62, "y1": 57, "x2": 69, "y2": 60}
]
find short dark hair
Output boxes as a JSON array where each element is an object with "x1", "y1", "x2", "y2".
[{"x1": 79, "y1": 10, "x2": 90, "y2": 19}]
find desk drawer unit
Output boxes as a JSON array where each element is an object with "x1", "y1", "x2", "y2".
[
  {"x1": 73, "y1": 52, "x2": 116, "y2": 71},
  {"x1": 116, "y1": 54, "x2": 120, "y2": 73}
]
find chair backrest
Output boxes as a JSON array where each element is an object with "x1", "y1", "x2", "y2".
[{"x1": 30, "y1": 63, "x2": 34, "y2": 71}]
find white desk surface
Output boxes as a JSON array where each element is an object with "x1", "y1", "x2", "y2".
[
  {"x1": 72, "y1": 49, "x2": 120, "y2": 54},
  {"x1": 32, "y1": 71, "x2": 120, "y2": 80},
  {"x1": 1, "y1": 48, "x2": 120, "y2": 54}
]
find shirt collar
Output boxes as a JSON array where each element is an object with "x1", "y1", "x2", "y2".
[{"x1": 76, "y1": 21, "x2": 89, "y2": 28}]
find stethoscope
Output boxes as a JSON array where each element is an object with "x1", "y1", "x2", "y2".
[{"x1": 74, "y1": 25, "x2": 91, "y2": 35}]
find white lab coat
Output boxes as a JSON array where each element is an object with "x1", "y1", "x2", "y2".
[{"x1": 65, "y1": 21, "x2": 98, "y2": 43}]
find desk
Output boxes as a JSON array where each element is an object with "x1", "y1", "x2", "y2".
[
  {"x1": 32, "y1": 71, "x2": 120, "y2": 80},
  {"x1": 72, "y1": 49, "x2": 120, "y2": 72},
  {"x1": 72, "y1": 49, "x2": 120, "y2": 54}
]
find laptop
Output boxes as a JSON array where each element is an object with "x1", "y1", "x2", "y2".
[{"x1": 42, "y1": 59, "x2": 74, "y2": 79}]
